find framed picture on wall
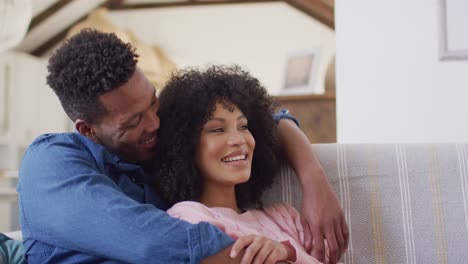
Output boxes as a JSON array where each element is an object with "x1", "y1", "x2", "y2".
[
  {"x1": 281, "y1": 49, "x2": 321, "y2": 95},
  {"x1": 438, "y1": 0, "x2": 468, "y2": 60}
]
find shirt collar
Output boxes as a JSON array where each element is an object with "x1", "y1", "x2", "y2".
[{"x1": 74, "y1": 131, "x2": 143, "y2": 172}]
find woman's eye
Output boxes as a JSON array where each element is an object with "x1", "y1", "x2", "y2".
[
  {"x1": 240, "y1": 125, "x2": 248, "y2": 130},
  {"x1": 211, "y1": 128, "x2": 224, "y2": 133}
]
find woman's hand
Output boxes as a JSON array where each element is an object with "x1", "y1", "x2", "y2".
[{"x1": 230, "y1": 235, "x2": 295, "y2": 264}]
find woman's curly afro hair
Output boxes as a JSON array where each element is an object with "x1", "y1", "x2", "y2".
[
  {"x1": 155, "y1": 65, "x2": 281, "y2": 209},
  {"x1": 46, "y1": 28, "x2": 138, "y2": 123}
]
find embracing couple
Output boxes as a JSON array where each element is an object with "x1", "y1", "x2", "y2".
[{"x1": 18, "y1": 29, "x2": 348, "y2": 264}]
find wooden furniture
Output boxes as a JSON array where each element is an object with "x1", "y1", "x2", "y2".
[{"x1": 274, "y1": 93, "x2": 336, "y2": 143}]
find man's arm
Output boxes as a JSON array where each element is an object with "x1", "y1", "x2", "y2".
[
  {"x1": 276, "y1": 118, "x2": 349, "y2": 263},
  {"x1": 18, "y1": 135, "x2": 232, "y2": 264}
]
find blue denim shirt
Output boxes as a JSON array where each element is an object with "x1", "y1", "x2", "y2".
[{"x1": 17, "y1": 133, "x2": 233, "y2": 264}]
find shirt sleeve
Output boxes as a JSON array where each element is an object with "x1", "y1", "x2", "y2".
[
  {"x1": 17, "y1": 135, "x2": 233, "y2": 264},
  {"x1": 273, "y1": 108, "x2": 300, "y2": 128}
]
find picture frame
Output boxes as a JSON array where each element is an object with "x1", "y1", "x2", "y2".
[
  {"x1": 281, "y1": 49, "x2": 321, "y2": 95},
  {"x1": 438, "y1": 0, "x2": 468, "y2": 60}
]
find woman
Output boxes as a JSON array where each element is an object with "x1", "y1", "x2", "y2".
[{"x1": 155, "y1": 65, "x2": 325, "y2": 263}]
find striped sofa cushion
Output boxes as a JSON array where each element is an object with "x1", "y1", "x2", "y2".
[{"x1": 262, "y1": 144, "x2": 468, "y2": 264}]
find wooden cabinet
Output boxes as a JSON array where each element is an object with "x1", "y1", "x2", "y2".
[{"x1": 274, "y1": 93, "x2": 336, "y2": 143}]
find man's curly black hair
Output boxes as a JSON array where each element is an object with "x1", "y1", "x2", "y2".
[
  {"x1": 155, "y1": 65, "x2": 281, "y2": 209},
  {"x1": 46, "y1": 28, "x2": 139, "y2": 123}
]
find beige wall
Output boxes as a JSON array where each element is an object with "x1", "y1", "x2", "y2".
[{"x1": 107, "y1": 2, "x2": 335, "y2": 95}]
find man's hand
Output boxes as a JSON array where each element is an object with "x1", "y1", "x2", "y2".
[
  {"x1": 301, "y1": 173, "x2": 348, "y2": 263},
  {"x1": 230, "y1": 235, "x2": 295, "y2": 264},
  {"x1": 276, "y1": 119, "x2": 349, "y2": 263}
]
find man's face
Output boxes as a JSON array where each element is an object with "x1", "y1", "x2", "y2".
[{"x1": 92, "y1": 68, "x2": 160, "y2": 163}]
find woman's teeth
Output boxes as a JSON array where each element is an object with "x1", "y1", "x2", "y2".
[{"x1": 222, "y1": 155, "x2": 246, "y2": 162}]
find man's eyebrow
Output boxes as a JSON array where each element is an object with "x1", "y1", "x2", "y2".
[
  {"x1": 120, "y1": 92, "x2": 157, "y2": 128},
  {"x1": 119, "y1": 114, "x2": 140, "y2": 128}
]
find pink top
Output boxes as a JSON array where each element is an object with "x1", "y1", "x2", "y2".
[{"x1": 167, "y1": 201, "x2": 323, "y2": 264}]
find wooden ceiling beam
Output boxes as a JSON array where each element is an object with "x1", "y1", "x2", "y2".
[
  {"x1": 28, "y1": 0, "x2": 74, "y2": 32},
  {"x1": 321, "y1": 0, "x2": 334, "y2": 9},
  {"x1": 20, "y1": 0, "x2": 109, "y2": 56},
  {"x1": 30, "y1": 14, "x2": 89, "y2": 56},
  {"x1": 107, "y1": 0, "x2": 281, "y2": 10},
  {"x1": 285, "y1": 0, "x2": 334, "y2": 29},
  {"x1": 26, "y1": 0, "x2": 333, "y2": 56},
  {"x1": 107, "y1": 0, "x2": 334, "y2": 29}
]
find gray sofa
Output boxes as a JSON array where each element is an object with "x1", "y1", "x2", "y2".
[
  {"x1": 263, "y1": 144, "x2": 468, "y2": 263},
  {"x1": 5, "y1": 144, "x2": 468, "y2": 263}
]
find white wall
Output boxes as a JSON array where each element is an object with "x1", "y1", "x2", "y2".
[
  {"x1": 0, "y1": 52, "x2": 67, "y2": 169},
  {"x1": 336, "y1": 0, "x2": 468, "y2": 143},
  {"x1": 107, "y1": 2, "x2": 335, "y2": 95},
  {"x1": 0, "y1": 52, "x2": 67, "y2": 232}
]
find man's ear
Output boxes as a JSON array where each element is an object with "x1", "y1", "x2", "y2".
[{"x1": 75, "y1": 119, "x2": 97, "y2": 141}]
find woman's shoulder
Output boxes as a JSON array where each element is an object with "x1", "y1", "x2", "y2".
[
  {"x1": 168, "y1": 201, "x2": 210, "y2": 212},
  {"x1": 167, "y1": 201, "x2": 215, "y2": 218},
  {"x1": 262, "y1": 203, "x2": 301, "y2": 217},
  {"x1": 263, "y1": 202, "x2": 297, "y2": 211},
  {"x1": 167, "y1": 201, "x2": 232, "y2": 225}
]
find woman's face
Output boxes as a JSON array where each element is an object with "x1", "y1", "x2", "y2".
[{"x1": 195, "y1": 101, "x2": 255, "y2": 188}]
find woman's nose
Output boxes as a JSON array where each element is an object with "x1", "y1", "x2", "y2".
[{"x1": 227, "y1": 132, "x2": 246, "y2": 146}]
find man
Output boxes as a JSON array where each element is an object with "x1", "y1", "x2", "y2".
[{"x1": 18, "y1": 29, "x2": 348, "y2": 263}]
